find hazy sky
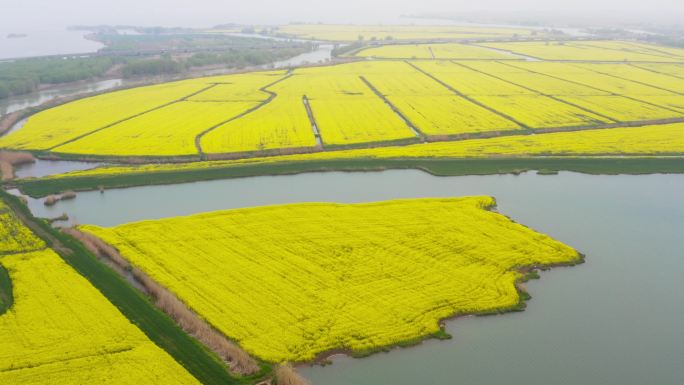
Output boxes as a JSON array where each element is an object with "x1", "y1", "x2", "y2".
[{"x1": 2, "y1": 0, "x2": 683, "y2": 30}]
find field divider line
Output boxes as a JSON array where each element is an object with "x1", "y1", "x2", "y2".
[
  {"x1": 499, "y1": 61, "x2": 684, "y2": 116},
  {"x1": 302, "y1": 95, "x2": 325, "y2": 148},
  {"x1": 453, "y1": 61, "x2": 619, "y2": 124},
  {"x1": 628, "y1": 63, "x2": 684, "y2": 81},
  {"x1": 46, "y1": 83, "x2": 220, "y2": 153},
  {"x1": 568, "y1": 42, "x2": 684, "y2": 62},
  {"x1": 358, "y1": 75, "x2": 427, "y2": 140},
  {"x1": 404, "y1": 60, "x2": 530, "y2": 129},
  {"x1": 0, "y1": 346, "x2": 137, "y2": 374},
  {"x1": 194, "y1": 73, "x2": 294, "y2": 159},
  {"x1": 568, "y1": 63, "x2": 684, "y2": 95},
  {"x1": 468, "y1": 43, "x2": 546, "y2": 61}
]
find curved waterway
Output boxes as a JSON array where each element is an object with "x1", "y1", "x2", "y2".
[{"x1": 19, "y1": 170, "x2": 684, "y2": 385}]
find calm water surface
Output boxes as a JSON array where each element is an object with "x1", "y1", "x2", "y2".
[
  {"x1": 0, "y1": 28, "x2": 103, "y2": 60},
  {"x1": 0, "y1": 79, "x2": 123, "y2": 117},
  {"x1": 22, "y1": 170, "x2": 684, "y2": 385}
]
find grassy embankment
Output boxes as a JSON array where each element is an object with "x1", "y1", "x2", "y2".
[
  {"x1": 0, "y1": 190, "x2": 272, "y2": 384},
  {"x1": 13, "y1": 156, "x2": 684, "y2": 197},
  {"x1": 0, "y1": 264, "x2": 11, "y2": 315}
]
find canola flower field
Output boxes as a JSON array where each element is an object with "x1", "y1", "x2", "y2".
[
  {"x1": 3, "y1": 32, "x2": 683, "y2": 384},
  {"x1": 0, "y1": 250, "x2": 200, "y2": 385},
  {"x1": 274, "y1": 24, "x2": 536, "y2": 42},
  {"x1": 0, "y1": 197, "x2": 200, "y2": 384},
  {"x1": 355, "y1": 43, "x2": 518, "y2": 59},
  {"x1": 480, "y1": 40, "x2": 684, "y2": 62},
  {"x1": 80, "y1": 197, "x2": 581, "y2": 362},
  {"x1": 1, "y1": 40, "x2": 684, "y2": 159},
  {"x1": 34, "y1": 121, "x2": 684, "y2": 183}
]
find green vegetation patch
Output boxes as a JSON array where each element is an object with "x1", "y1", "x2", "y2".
[
  {"x1": 0, "y1": 263, "x2": 12, "y2": 315},
  {"x1": 14, "y1": 157, "x2": 684, "y2": 198},
  {"x1": 0, "y1": 190, "x2": 272, "y2": 384}
]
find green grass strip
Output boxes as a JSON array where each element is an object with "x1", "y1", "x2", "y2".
[
  {"x1": 0, "y1": 263, "x2": 12, "y2": 315},
  {"x1": 0, "y1": 190, "x2": 272, "y2": 384},
  {"x1": 14, "y1": 157, "x2": 684, "y2": 198}
]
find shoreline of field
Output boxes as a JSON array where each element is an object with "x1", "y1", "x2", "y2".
[
  {"x1": 12, "y1": 156, "x2": 684, "y2": 198},
  {"x1": 301, "y1": 255, "x2": 584, "y2": 368},
  {"x1": 67, "y1": 199, "x2": 584, "y2": 370}
]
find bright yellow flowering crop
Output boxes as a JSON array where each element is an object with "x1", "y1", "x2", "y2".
[
  {"x1": 0, "y1": 81, "x2": 211, "y2": 151},
  {"x1": 362, "y1": 62, "x2": 521, "y2": 135},
  {"x1": 0, "y1": 249, "x2": 200, "y2": 384},
  {"x1": 53, "y1": 101, "x2": 259, "y2": 156},
  {"x1": 635, "y1": 64, "x2": 684, "y2": 79},
  {"x1": 46, "y1": 122, "x2": 684, "y2": 180},
  {"x1": 0, "y1": 200, "x2": 45, "y2": 254},
  {"x1": 3, "y1": 58, "x2": 684, "y2": 157},
  {"x1": 356, "y1": 43, "x2": 517, "y2": 59},
  {"x1": 201, "y1": 94, "x2": 317, "y2": 154},
  {"x1": 571, "y1": 63, "x2": 684, "y2": 93},
  {"x1": 275, "y1": 24, "x2": 533, "y2": 42},
  {"x1": 480, "y1": 41, "x2": 684, "y2": 62},
  {"x1": 556, "y1": 96, "x2": 678, "y2": 121},
  {"x1": 569, "y1": 41, "x2": 684, "y2": 60},
  {"x1": 81, "y1": 197, "x2": 580, "y2": 362}
]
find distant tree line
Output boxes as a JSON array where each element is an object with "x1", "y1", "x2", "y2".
[
  {"x1": 120, "y1": 47, "x2": 310, "y2": 78},
  {"x1": 0, "y1": 33, "x2": 312, "y2": 99},
  {"x1": 0, "y1": 57, "x2": 115, "y2": 99},
  {"x1": 331, "y1": 42, "x2": 365, "y2": 57}
]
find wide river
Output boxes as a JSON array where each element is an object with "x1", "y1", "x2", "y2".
[{"x1": 18, "y1": 169, "x2": 684, "y2": 385}]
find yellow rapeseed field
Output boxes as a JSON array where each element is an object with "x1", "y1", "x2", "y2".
[
  {"x1": 356, "y1": 43, "x2": 517, "y2": 59},
  {"x1": 463, "y1": 61, "x2": 680, "y2": 121},
  {"x1": 81, "y1": 197, "x2": 580, "y2": 362},
  {"x1": 0, "y1": 200, "x2": 44, "y2": 254},
  {"x1": 201, "y1": 93, "x2": 317, "y2": 154},
  {"x1": 0, "y1": 81, "x2": 211, "y2": 151},
  {"x1": 187, "y1": 71, "x2": 287, "y2": 101},
  {"x1": 0, "y1": 250, "x2": 200, "y2": 384},
  {"x1": 0, "y1": 197, "x2": 198, "y2": 384},
  {"x1": 3, "y1": 57, "x2": 684, "y2": 157},
  {"x1": 480, "y1": 41, "x2": 684, "y2": 62},
  {"x1": 363, "y1": 61, "x2": 521, "y2": 136},
  {"x1": 571, "y1": 63, "x2": 684, "y2": 93},
  {"x1": 635, "y1": 64, "x2": 684, "y2": 79},
  {"x1": 53, "y1": 101, "x2": 259, "y2": 156},
  {"x1": 275, "y1": 24, "x2": 534, "y2": 41},
  {"x1": 48, "y1": 122, "x2": 684, "y2": 180},
  {"x1": 556, "y1": 96, "x2": 679, "y2": 121},
  {"x1": 414, "y1": 61, "x2": 609, "y2": 127},
  {"x1": 510, "y1": 62, "x2": 680, "y2": 97},
  {"x1": 569, "y1": 41, "x2": 684, "y2": 60},
  {"x1": 287, "y1": 63, "x2": 417, "y2": 145}
]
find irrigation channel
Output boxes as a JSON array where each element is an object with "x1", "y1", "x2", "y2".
[{"x1": 13, "y1": 169, "x2": 684, "y2": 385}]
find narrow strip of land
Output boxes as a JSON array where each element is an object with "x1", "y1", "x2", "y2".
[{"x1": 302, "y1": 95, "x2": 324, "y2": 148}]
